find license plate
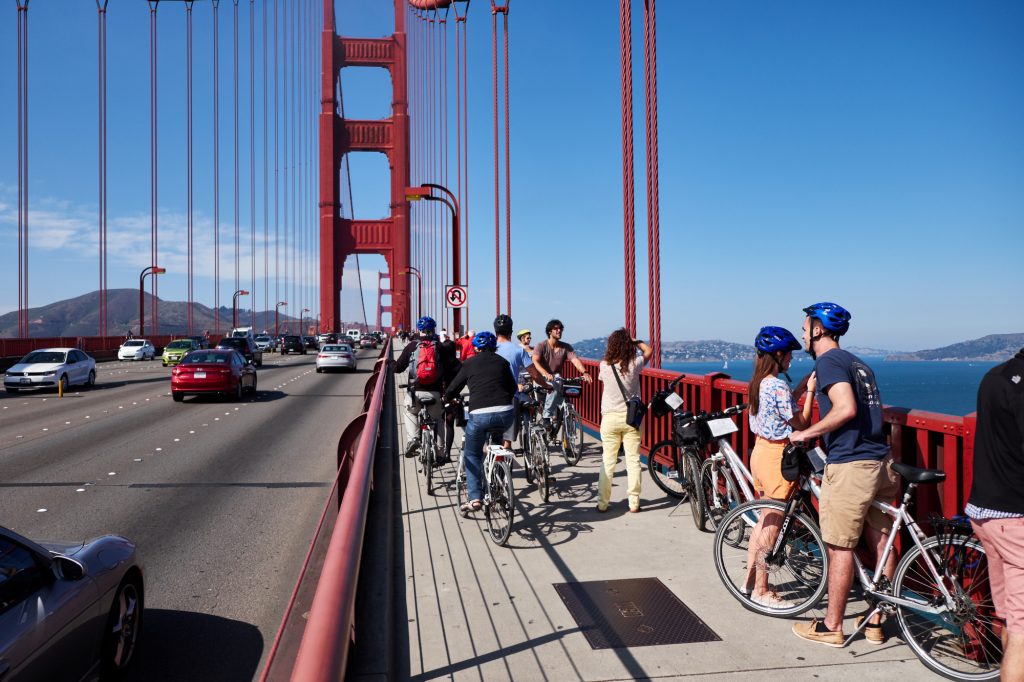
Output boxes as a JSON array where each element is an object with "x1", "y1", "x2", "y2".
[
  {"x1": 20, "y1": 378, "x2": 30, "y2": 384},
  {"x1": 194, "y1": 372, "x2": 206, "y2": 379}
]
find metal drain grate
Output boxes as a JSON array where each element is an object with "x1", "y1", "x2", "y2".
[{"x1": 554, "y1": 577, "x2": 720, "y2": 649}]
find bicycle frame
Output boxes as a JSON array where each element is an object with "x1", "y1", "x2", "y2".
[{"x1": 708, "y1": 438, "x2": 757, "y2": 503}]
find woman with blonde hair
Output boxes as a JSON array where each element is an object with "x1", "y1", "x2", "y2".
[
  {"x1": 744, "y1": 326, "x2": 816, "y2": 608},
  {"x1": 596, "y1": 328, "x2": 653, "y2": 513}
]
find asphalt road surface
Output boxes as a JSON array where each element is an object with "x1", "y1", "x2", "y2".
[{"x1": 0, "y1": 348, "x2": 378, "y2": 681}]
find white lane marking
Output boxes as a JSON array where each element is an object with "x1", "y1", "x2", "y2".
[
  {"x1": 42, "y1": 398, "x2": 47, "y2": 402},
  {"x1": 134, "y1": 458, "x2": 143, "y2": 462},
  {"x1": 65, "y1": 421, "x2": 71, "y2": 425},
  {"x1": 85, "y1": 416, "x2": 90, "y2": 419},
  {"x1": 173, "y1": 438, "x2": 180, "y2": 442},
  {"x1": 76, "y1": 488, "x2": 85, "y2": 492},
  {"x1": 108, "y1": 472, "x2": 116, "y2": 476},
  {"x1": 189, "y1": 430, "x2": 195, "y2": 434},
  {"x1": 214, "y1": 418, "x2": 220, "y2": 421},
  {"x1": 155, "y1": 447, "x2": 162, "y2": 452},
  {"x1": 37, "y1": 508, "x2": 47, "y2": 513},
  {"x1": 42, "y1": 428, "x2": 48, "y2": 432},
  {"x1": 16, "y1": 435, "x2": 23, "y2": 439}
]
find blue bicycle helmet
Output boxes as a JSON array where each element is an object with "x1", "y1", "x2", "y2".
[
  {"x1": 802, "y1": 302, "x2": 851, "y2": 336},
  {"x1": 416, "y1": 316, "x2": 436, "y2": 333},
  {"x1": 754, "y1": 326, "x2": 801, "y2": 354},
  {"x1": 471, "y1": 331, "x2": 497, "y2": 351}
]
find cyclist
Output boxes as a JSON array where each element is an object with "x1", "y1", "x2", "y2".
[
  {"x1": 443, "y1": 332, "x2": 518, "y2": 513},
  {"x1": 744, "y1": 326, "x2": 817, "y2": 608},
  {"x1": 596, "y1": 328, "x2": 653, "y2": 513},
  {"x1": 493, "y1": 314, "x2": 544, "y2": 453},
  {"x1": 395, "y1": 316, "x2": 458, "y2": 460},
  {"x1": 790, "y1": 302, "x2": 899, "y2": 647},
  {"x1": 532, "y1": 319, "x2": 593, "y2": 434}
]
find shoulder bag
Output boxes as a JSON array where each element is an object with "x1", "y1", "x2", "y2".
[{"x1": 611, "y1": 363, "x2": 647, "y2": 429}]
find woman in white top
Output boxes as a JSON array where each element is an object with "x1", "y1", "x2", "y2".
[{"x1": 596, "y1": 328, "x2": 653, "y2": 512}]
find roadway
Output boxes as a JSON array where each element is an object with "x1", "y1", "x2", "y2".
[{"x1": 0, "y1": 348, "x2": 379, "y2": 681}]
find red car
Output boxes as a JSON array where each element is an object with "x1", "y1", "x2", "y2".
[{"x1": 170, "y1": 349, "x2": 257, "y2": 402}]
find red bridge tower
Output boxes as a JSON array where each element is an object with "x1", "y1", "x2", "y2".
[{"x1": 320, "y1": 0, "x2": 411, "y2": 332}]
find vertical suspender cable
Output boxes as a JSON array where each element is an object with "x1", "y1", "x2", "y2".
[
  {"x1": 149, "y1": 1, "x2": 160, "y2": 335},
  {"x1": 441, "y1": 7, "x2": 449, "y2": 331},
  {"x1": 250, "y1": 0, "x2": 256, "y2": 327},
  {"x1": 233, "y1": 0, "x2": 240, "y2": 303},
  {"x1": 490, "y1": 4, "x2": 499, "y2": 316},
  {"x1": 262, "y1": 0, "x2": 268, "y2": 331},
  {"x1": 427, "y1": 12, "x2": 435, "y2": 318},
  {"x1": 186, "y1": 1, "x2": 195, "y2": 335},
  {"x1": 213, "y1": 0, "x2": 221, "y2": 334},
  {"x1": 501, "y1": 4, "x2": 511, "y2": 315},
  {"x1": 454, "y1": 3, "x2": 464, "y2": 331},
  {"x1": 16, "y1": 1, "x2": 28, "y2": 337},
  {"x1": 297, "y1": 0, "x2": 304, "y2": 327},
  {"x1": 97, "y1": 1, "x2": 109, "y2": 339},
  {"x1": 291, "y1": 0, "x2": 297, "y2": 329},
  {"x1": 282, "y1": 0, "x2": 289, "y2": 331},
  {"x1": 619, "y1": 0, "x2": 636, "y2": 337},
  {"x1": 643, "y1": 0, "x2": 661, "y2": 367},
  {"x1": 459, "y1": 1, "x2": 469, "y2": 328},
  {"x1": 273, "y1": 0, "x2": 279, "y2": 328}
]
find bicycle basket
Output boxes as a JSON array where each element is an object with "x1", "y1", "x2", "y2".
[
  {"x1": 650, "y1": 388, "x2": 681, "y2": 418},
  {"x1": 561, "y1": 380, "x2": 583, "y2": 398}
]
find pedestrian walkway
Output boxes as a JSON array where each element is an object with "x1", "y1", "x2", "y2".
[{"x1": 394, "y1": 387, "x2": 938, "y2": 681}]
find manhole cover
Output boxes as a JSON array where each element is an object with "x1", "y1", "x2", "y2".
[{"x1": 554, "y1": 577, "x2": 720, "y2": 649}]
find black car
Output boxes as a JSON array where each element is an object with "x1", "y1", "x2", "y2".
[
  {"x1": 280, "y1": 335, "x2": 306, "y2": 355},
  {"x1": 215, "y1": 337, "x2": 263, "y2": 367},
  {"x1": 188, "y1": 335, "x2": 210, "y2": 350},
  {"x1": 303, "y1": 336, "x2": 319, "y2": 351}
]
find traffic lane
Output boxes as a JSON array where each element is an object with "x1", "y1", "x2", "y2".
[
  {"x1": 0, "y1": 353, "x2": 332, "y2": 502},
  {"x1": 0, "y1": 353, "x2": 316, "y2": 452},
  {"x1": 0, "y1": 351, "x2": 379, "y2": 681}
]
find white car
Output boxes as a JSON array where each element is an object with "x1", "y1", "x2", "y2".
[
  {"x1": 4, "y1": 347, "x2": 97, "y2": 393},
  {"x1": 316, "y1": 344, "x2": 357, "y2": 373},
  {"x1": 118, "y1": 339, "x2": 156, "y2": 361}
]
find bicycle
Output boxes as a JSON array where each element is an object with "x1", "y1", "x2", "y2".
[
  {"x1": 516, "y1": 376, "x2": 554, "y2": 503},
  {"x1": 409, "y1": 389, "x2": 442, "y2": 496},
  {"x1": 713, "y1": 447, "x2": 999, "y2": 681},
  {"x1": 539, "y1": 375, "x2": 585, "y2": 466},
  {"x1": 454, "y1": 420, "x2": 516, "y2": 546},
  {"x1": 696, "y1": 409, "x2": 757, "y2": 530},
  {"x1": 647, "y1": 377, "x2": 748, "y2": 531}
]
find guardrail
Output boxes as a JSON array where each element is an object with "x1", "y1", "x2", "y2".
[
  {"x1": 563, "y1": 358, "x2": 975, "y2": 521},
  {"x1": 257, "y1": 339, "x2": 392, "y2": 682}
]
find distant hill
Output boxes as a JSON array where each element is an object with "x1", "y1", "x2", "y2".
[
  {"x1": 886, "y1": 333, "x2": 1024, "y2": 362},
  {"x1": 571, "y1": 337, "x2": 897, "y2": 362},
  {"x1": 0, "y1": 289, "x2": 324, "y2": 337}
]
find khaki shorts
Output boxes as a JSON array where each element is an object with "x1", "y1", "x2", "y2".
[
  {"x1": 820, "y1": 455, "x2": 900, "y2": 548},
  {"x1": 751, "y1": 438, "x2": 796, "y2": 500}
]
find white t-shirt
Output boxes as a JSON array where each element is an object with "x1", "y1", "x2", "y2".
[{"x1": 598, "y1": 356, "x2": 646, "y2": 414}]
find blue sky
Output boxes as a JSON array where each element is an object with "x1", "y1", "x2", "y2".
[{"x1": 1, "y1": 1, "x2": 1021, "y2": 350}]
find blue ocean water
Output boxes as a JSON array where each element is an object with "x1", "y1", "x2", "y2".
[{"x1": 661, "y1": 357, "x2": 997, "y2": 417}]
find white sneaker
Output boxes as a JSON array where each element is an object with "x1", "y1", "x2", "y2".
[{"x1": 752, "y1": 591, "x2": 793, "y2": 609}]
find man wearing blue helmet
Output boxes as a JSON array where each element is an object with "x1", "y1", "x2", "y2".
[
  {"x1": 395, "y1": 316, "x2": 459, "y2": 459},
  {"x1": 791, "y1": 303, "x2": 899, "y2": 647},
  {"x1": 444, "y1": 331, "x2": 518, "y2": 512}
]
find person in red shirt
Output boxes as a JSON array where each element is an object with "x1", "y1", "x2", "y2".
[{"x1": 455, "y1": 329, "x2": 476, "y2": 361}]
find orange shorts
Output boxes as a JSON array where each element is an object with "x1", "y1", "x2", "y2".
[
  {"x1": 971, "y1": 517, "x2": 1024, "y2": 635},
  {"x1": 751, "y1": 438, "x2": 796, "y2": 500}
]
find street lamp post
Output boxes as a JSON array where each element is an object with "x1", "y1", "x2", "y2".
[
  {"x1": 398, "y1": 267, "x2": 423, "y2": 322},
  {"x1": 232, "y1": 289, "x2": 249, "y2": 329},
  {"x1": 139, "y1": 266, "x2": 166, "y2": 338},
  {"x1": 302, "y1": 307, "x2": 310, "y2": 335},
  {"x1": 275, "y1": 301, "x2": 287, "y2": 339},
  {"x1": 406, "y1": 184, "x2": 462, "y2": 331}
]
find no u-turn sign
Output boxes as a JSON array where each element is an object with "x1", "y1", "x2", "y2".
[{"x1": 444, "y1": 285, "x2": 468, "y2": 308}]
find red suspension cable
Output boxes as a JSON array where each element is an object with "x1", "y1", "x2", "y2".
[
  {"x1": 149, "y1": 0, "x2": 159, "y2": 336},
  {"x1": 17, "y1": 1, "x2": 28, "y2": 336},
  {"x1": 620, "y1": 0, "x2": 636, "y2": 337},
  {"x1": 186, "y1": 0, "x2": 195, "y2": 335},
  {"x1": 233, "y1": 0, "x2": 240, "y2": 301},
  {"x1": 441, "y1": 8, "x2": 449, "y2": 330},
  {"x1": 643, "y1": 0, "x2": 661, "y2": 367},
  {"x1": 213, "y1": 0, "x2": 221, "y2": 334},
  {"x1": 262, "y1": 0, "x2": 268, "y2": 330},
  {"x1": 97, "y1": 1, "x2": 110, "y2": 339},
  {"x1": 273, "y1": 0, "x2": 279, "y2": 330},
  {"x1": 250, "y1": 0, "x2": 256, "y2": 327},
  {"x1": 460, "y1": 2, "x2": 469, "y2": 327},
  {"x1": 502, "y1": 5, "x2": 511, "y2": 315},
  {"x1": 491, "y1": 3, "x2": 500, "y2": 315}
]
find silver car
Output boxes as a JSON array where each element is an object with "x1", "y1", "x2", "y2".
[
  {"x1": 0, "y1": 525, "x2": 144, "y2": 681},
  {"x1": 316, "y1": 344, "x2": 357, "y2": 373},
  {"x1": 254, "y1": 334, "x2": 277, "y2": 353},
  {"x1": 3, "y1": 348, "x2": 97, "y2": 394},
  {"x1": 118, "y1": 339, "x2": 156, "y2": 361}
]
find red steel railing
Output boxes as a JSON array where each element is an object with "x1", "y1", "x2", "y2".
[{"x1": 563, "y1": 358, "x2": 975, "y2": 521}]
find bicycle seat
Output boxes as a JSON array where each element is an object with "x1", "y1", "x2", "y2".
[
  {"x1": 892, "y1": 461, "x2": 946, "y2": 485},
  {"x1": 417, "y1": 395, "x2": 437, "y2": 406}
]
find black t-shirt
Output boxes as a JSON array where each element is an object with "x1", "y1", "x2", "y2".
[
  {"x1": 443, "y1": 350, "x2": 517, "y2": 412},
  {"x1": 968, "y1": 350, "x2": 1024, "y2": 515}
]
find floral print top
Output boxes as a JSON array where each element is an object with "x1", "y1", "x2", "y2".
[{"x1": 749, "y1": 375, "x2": 796, "y2": 440}]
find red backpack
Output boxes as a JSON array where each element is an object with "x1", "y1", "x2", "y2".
[{"x1": 414, "y1": 340, "x2": 441, "y2": 385}]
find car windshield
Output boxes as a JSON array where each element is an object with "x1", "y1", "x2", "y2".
[
  {"x1": 123, "y1": 340, "x2": 144, "y2": 347},
  {"x1": 322, "y1": 345, "x2": 349, "y2": 352},
  {"x1": 167, "y1": 341, "x2": 193, "y2": 349},
  {"x1": 217, "y1": 339, "x2": 244, "y2": 347},
  {"x1": 255, "y1": 336, "x2": 270, "y2": 342},
  {"x1": 21, "y1": 351, "x2": 66, "y2": 364},
  {"x1": 181, "y1": 352, "x2": 232, "y2": 365}
]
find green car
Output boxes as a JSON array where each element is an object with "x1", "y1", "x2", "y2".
[{"x1": 162, "y1": 339, "x2": 199, "y2": 367}]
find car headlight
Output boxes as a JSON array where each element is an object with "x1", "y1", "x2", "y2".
[{"x1": 43, "y1": 371, "x2": 57, "y2": 376}]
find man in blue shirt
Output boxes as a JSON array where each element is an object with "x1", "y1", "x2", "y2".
[
  {"x1": 790, "y1": 302, "x2": 899, "y2": 647},
  {"x1": 492, "y1": 314, "x2": 543, "y2": 452}
]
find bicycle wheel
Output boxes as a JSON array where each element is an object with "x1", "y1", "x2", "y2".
[
  {"x1": 647, "y1": 440, "x2": 688, "y2": 500},
  {"x1": 455, "y1": 455, "x2": 469, "y2": 517},
  {"x1": 421, "y1": 427, "x2": 434, "y2": 496},
  {"x1": 713, "y1": 499, "x2": 828, "y2": 617},
  {"x1": 562, "y1": 405, "x2": 584, "y2": 466},
  {"x1": 893, "y1": 536, "x2": 1000, "y2": 681},
  {"x1": 485, "y1": 458, "x2": 515, "y2": 546},
  {"x1": 685, "y1": 451, "x2": 708, "y2": 531},
  {"x1": 530, "y1": 427, "x2": 550, "y2": 503},
  {"x1": 700, "y1": 458, "x2": 741, "y2": 531}
]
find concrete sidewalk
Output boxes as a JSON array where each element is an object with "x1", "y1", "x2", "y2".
[{"x1": 394, "y1": 382, "x2": 937, "y2": 681}]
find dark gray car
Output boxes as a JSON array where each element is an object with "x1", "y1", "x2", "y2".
[{"x1": 0, "y1": 525, "x2": 144, "y2": 681}]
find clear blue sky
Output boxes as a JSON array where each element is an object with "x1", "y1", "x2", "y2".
[{"x1": 1, "y1": 1, "x2": 1021, "y2": 350}]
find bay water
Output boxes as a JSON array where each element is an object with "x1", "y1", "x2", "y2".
[{"x1": 661, "y1": 357, "x2": 998, "y2": 417}]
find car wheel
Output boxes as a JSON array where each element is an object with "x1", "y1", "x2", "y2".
[
  {"x1": 172, "y1": 392, "x2": 184, "y2": 402},
  {"x1": 100, "y1": 575, "x2": 143, "y2": 678},
  {"x1": 234, "y1": 381, "x2": 243, "y2": 402},
  {"x1": 86, "y1": 370, "x2": 96, "y2": 388},
  {"x1": 249, "y1": 376, "x2": 258, "y2": 395}
]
